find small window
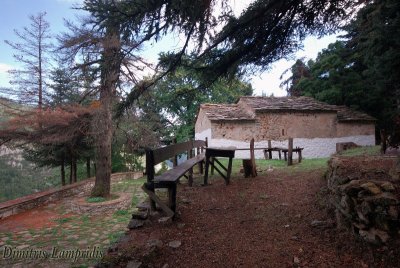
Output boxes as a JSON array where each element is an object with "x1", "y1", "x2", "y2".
[{"x1": 282, "y1": 129, "x2": 285, "y2": 136}]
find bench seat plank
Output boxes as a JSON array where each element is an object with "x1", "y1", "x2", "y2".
[{"x1": 154, "y1": 153, "x2": 205, "y2": 183}]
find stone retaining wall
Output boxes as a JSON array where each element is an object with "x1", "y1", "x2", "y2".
[
  {"x1": 327, "y1": 155, "x2": 400, "y2": 244},
  {"x1": 0, "y1": 172, "x2": 143, "y2": 220}
]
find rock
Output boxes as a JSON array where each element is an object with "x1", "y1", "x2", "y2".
[
  {"x1": 293, "y1": 256, "x2": 300, "y2": 266},
  {"x1": 360, "y1": 182, "x2": 382, "y2": 195},
  {"x1": 132, "y1": 210, "x2": 149, "y2": 220},
  {"x1": 146, "y1": 239, "x2": 163, "y2": 248},
  {"x1": 150, "y1": 211, "x2": 160, "y2": 217},
  {"x1": 359, "y1": 228, "x2": 390, "y2": 244},
  {"x1": 177, "y1": 223, "x2": 186, "y2": 229},
  {"x1": 180, "y1": 199, "x2": 191, "y2": 204},
  {"x1": 365, "y1": 192, "x2": 399, "y2": 206},
  {"x1": 355, "y1": 209, "x2": 369, "y2": 224},
  {"x1": 339, "y1": 180, "x2": 363, "y2": 195},
  {"x1": 168, "y1": 240, "x2": 182, "y2": 249},
  {"x1": 158, "y1": 217, "x2": 172, "y2": 224},
  {"x1": 388, "y1": 206, "x2": 399, "y2": 219},
  {"x1": 128, "y1": 219, "x2": 145, "y2": 229},
  {"x1": 136, "y1": 202, "x2": 150, "y2": 211},
  {"x1": 381, "y1": 182, "x2": 395, "y2": 192},
  {"x1": 340, "y1": 195, "x2": 354, "y2": 213},
  {"x1": 310, "y1": 220, "x2": 327, "y2": 228},
  {"x1": 126, "y1": 260, "x2": 142, "y2": 268}
]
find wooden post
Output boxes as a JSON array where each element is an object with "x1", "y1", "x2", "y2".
[
  {"x1": 243, "y1": 138, "x2": 257, "y2": 178},
  {"x1": 250, "y1": 138, "x2": 257, "y2": 177},
  {"x1": 380, "y1": 129, "x2": 387, "y2": 154},
  {"x1": 172, "y1": 137, "x2": 178, "y2": 167},
  {"x1": 188, "y1": 139, "x2": 194, "y2": 186},
  {"x1": 288, "y1": 138, "x2": 293, "y2": 166},
  {"x1": 227, "y1": 157, "x2": 233, "y2": 185},
  {"x1": 145, "y1": 149, "x2": 156, "y2": 210},
  {"x1": 267, "y1": 140, "x2": 272, "y2": 159}
]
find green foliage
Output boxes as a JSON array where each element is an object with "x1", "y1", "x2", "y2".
[
  {"x1": 86, "y1": 194, "x2": 118, "y2": 203},
  {"x1": 49, "y1": 67, "x2": 82, "y2": 106},
  {"x1": 113, "y1": 209, "x2": 129, "y2": 217},
  {"x1": 338, "y1": 146, "x2": 381, "y2": 156},
  {"x1": 0, "y1": 153, "x2": 60, "y2": 202},
  {"x1": 286, "y1": 0, "x2": 400, "y2": 144},
  {"x1": 86, "y1": 196, "x2": 107, "y2": 203},
  {"x1": 0, "y1": 152, "x2": 92, "y2": 202},
  {"x1": 141, "y1": 54, "x2": 253, "y2": 142}
]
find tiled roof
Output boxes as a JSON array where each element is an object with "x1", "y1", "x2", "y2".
[
  {"x1": 238, "y1": 96, "x2": 337, "y2": 112},
  {"x1": 336, "y1": 106, "x2": 376, "y2": 122},
  {"x1": 200, "y1": 97, "x2": 375, "y2": 122},
  {"x1": 200, "y1": 103, "x2": 255, "y2": 121}
]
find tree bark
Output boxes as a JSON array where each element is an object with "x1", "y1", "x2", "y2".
[
  {"x1": 73, "y1": 158, "x2": 77, "y2": 183},
  {"x1": 69, "y1": 159, "x2": 73, "y2": 184},
  {"x1": 86, "y1": 157, "x2": 91, "y2": 178},
  {"x1": 91, "y1": 20, "x2": 121, "y2": 198},
  {"x1": 61, "y1": 158, "x2": 65, "y2": 186}
]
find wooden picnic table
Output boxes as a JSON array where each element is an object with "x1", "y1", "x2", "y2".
[
  {"x1": 281, "y1": 147, "x2": 304, "y2": 163},
  {"x1": 264, "y1": 147, "x2": 304, "y2": 163},
  {"x1": 204, "y1": 147, "x2": 236, "y2": 185},
  {"x1": 264, "y1": 147, "x2": 285, "y2": 159}
]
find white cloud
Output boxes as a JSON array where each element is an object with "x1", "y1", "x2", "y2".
[
  {"x1": 0, "y1": 63, "x2": 12, "y2": 88},
  {"x1": 55, "y1": 0, "x2": 83, "y2": 3},
  {"x1": 0, "y1": 63, "x2": 12, "y2": 74},
  {"x1": 250, "y1": 34, "x2": 341, "y2": 97}
]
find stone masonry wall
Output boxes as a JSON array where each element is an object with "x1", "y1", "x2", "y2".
[
  {"x1": 0, "y1": 172, "x2": 143, "y2": 220},
  {"x1": 327, "y1": 156, "x2": 400, "y2": 244}
]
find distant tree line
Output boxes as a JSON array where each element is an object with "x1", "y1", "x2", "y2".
[
  {"x1": 281, "y1": 0, "x2": 400, "y2": 147},
  {"x1": 0, "y1": 0, "x2": 369, "y2": 198}
]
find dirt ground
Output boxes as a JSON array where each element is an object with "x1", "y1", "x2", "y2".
[{"x1": 104, "y1": 167, "x2": 400, "y2": 268}]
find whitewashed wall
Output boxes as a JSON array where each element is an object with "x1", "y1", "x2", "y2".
[{"x1": 195, "y1": 129, "x2": 375, "y2": 159}]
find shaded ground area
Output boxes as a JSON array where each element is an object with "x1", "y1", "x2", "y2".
[
  {"x1": 104, "y1": 158, "x2": 400, "y2": 268},
  {"x1": 0, "y1": 177, "x2": 147, "y2": 267}
]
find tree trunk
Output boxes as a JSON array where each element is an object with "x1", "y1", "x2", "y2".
[
  {"x1": 69, "y1": 159, "x2": 73, "y2": 184},
  {"x1": 91, "y1": 21, "x2": 121, "y2": 198},
  {"x1": 73, "y1": 158, "x2": 77, "y2": 183},
  {"x1": 61, "y1": 158, "x2": 65, "y2": 186},
  {"x1": 70, "y1": 156, "x2": 77, "y2": 184},
  {"x1": 86, "y1": 157, "x2": 91, "y2": 178}
]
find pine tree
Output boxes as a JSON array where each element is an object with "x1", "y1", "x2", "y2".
[{"x1": 4, "y1": 12, "x2": 52, "y2": 109}]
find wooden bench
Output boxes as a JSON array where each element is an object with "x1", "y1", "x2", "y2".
[{"x1": 143, "y1": 139, "x2": 207, "y2": 218}]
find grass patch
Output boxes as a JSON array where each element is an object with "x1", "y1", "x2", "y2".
[
  {"x1": 108, "y1": 231, "x2": 125, "y2": 244},
  {"x1": 338, "y1": 145, "x2": 380, "y2": 156},
  {"x1": 54, "y1": 217, "x2": 72, "y2": 225},
  {"x1": 86, "y1": 194, "x2": 119, "y2": 203},
  {"x1": 259, "y1": 193, "x2": 270, "y2": 200},
  {"x1": 111, "y1": 177, "x2": 146, "y2": 192},
  {"x1": 113, "y1": 209, "x2": 129, "y2": 217},
  {"x1": 212, "y1": 158, "x2": 329, "y2": 177},
  {"x1": 80, "y1": 215, "x2": 90, "y2": 224}
]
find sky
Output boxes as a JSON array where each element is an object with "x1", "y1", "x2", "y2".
[{"x1": 0, "y1": 0, "x2": 339, "y2": 97}]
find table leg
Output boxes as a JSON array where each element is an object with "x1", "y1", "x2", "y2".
[
  {"x1": 284, "y1": 152, "x2": 287, "y2": 161},
  {"x1": 299, "y1": 150, "x2": 302, "y2": 163},
  {"x1": 168, "y1": 184, "x2": 177, "y2": 215},
  {"x1": 226, "y1": 157, "x2": 233, "y2": 185},
  {"x1": 211, "y1": 157, "x2": 215, "y2": 175},
  {"x1": 278, "y1": 150, "x2": 281, "y2": 160},
  {"x1": 204, "y1": 156, "x2": 210, "y2": 185}
]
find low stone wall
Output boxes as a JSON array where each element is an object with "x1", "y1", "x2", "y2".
[
  {"x1": 327, "y1": 155, "x2": 400, "y2": 244},
  {"x1": 0, "y1": 172, "x2": 143, "y2": 220},
  {"x1": 70, "y1": 193, "x2": 132, "y2": 214}
]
